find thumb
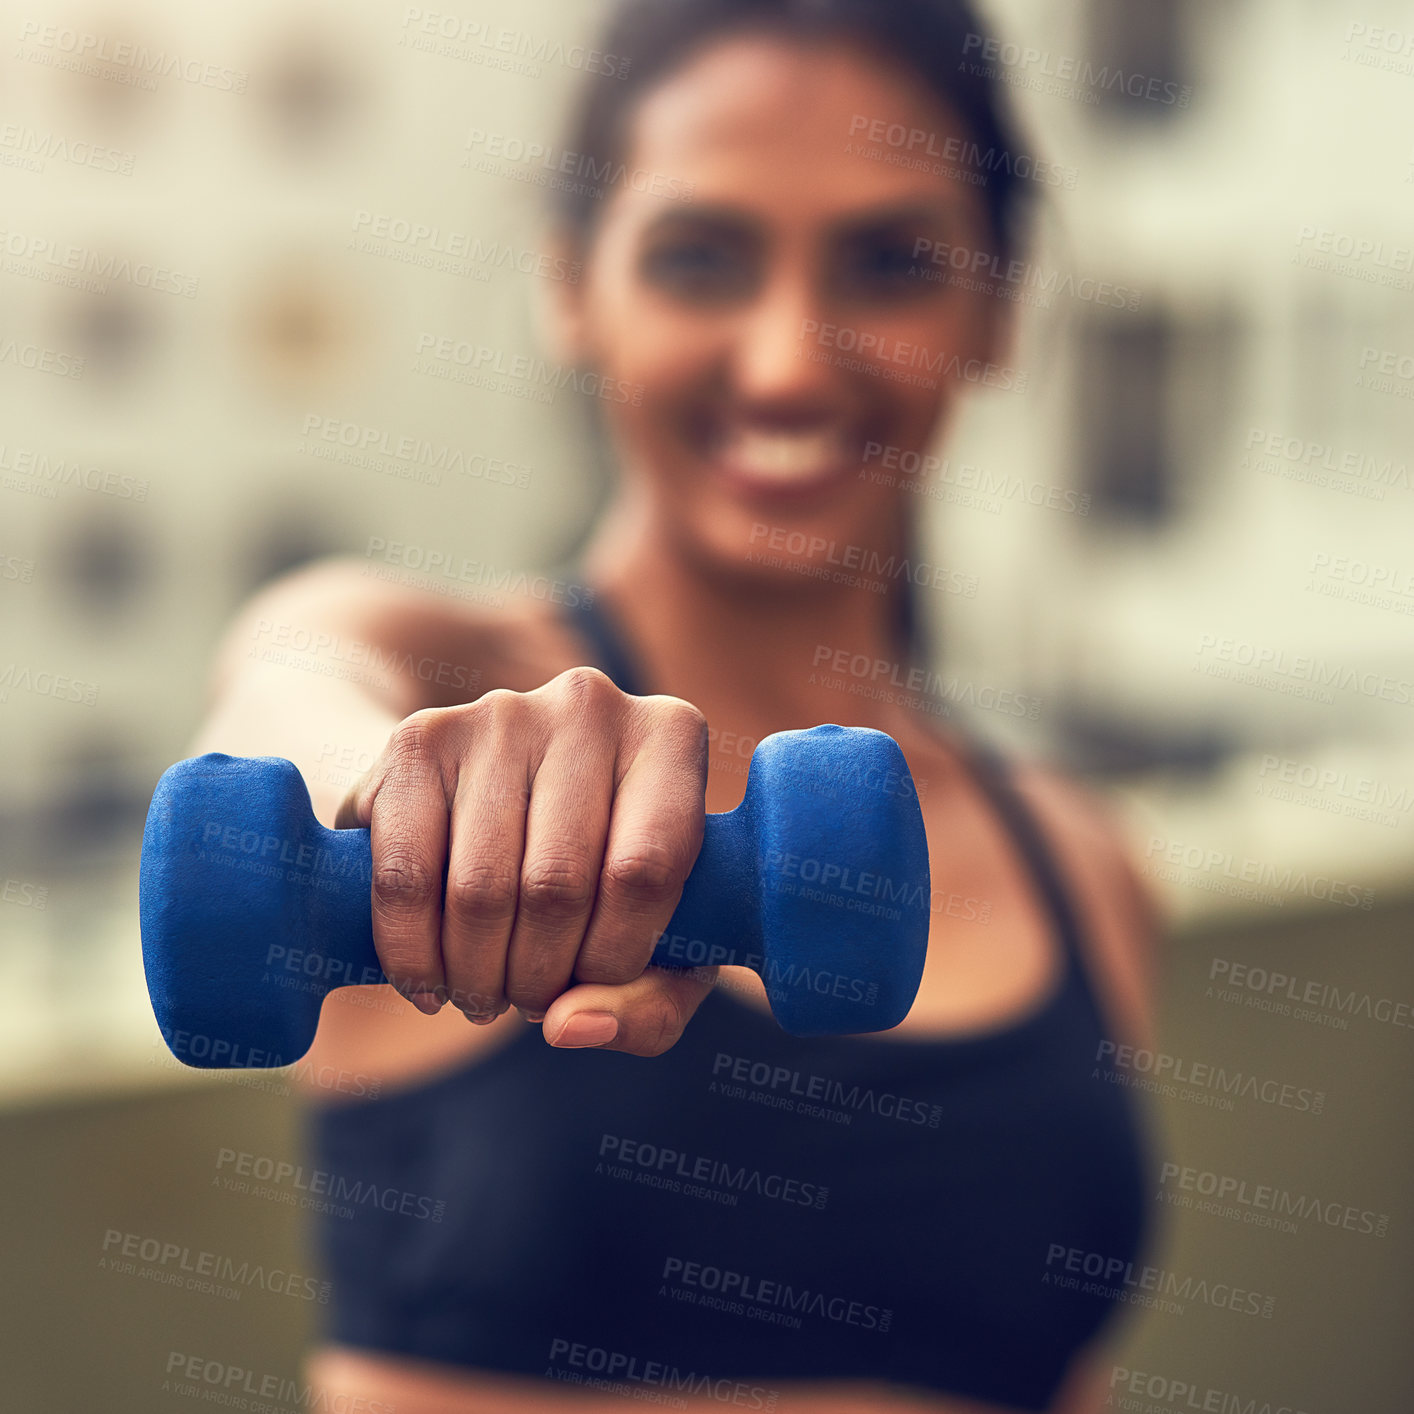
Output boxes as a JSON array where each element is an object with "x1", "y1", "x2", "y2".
[{"x1": 542, "y1": 964, "x2": 719, "y2": 1057}]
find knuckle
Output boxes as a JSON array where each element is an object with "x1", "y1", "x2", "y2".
[
  {"x1": 444, "y1": 981, "x2": 502, "y2": 1015},
  {"x1": 474, "y1": 687, "x2": 523, "y2": 722},
  {"x1": 504, "y1": 968, "x2": 561, "y2": 1011},
  {"x1": 373, "y1": 852, "x2": 438, "y2": 910},
  {"x1": 647, "y1": 693, "x2": 708, "y2": 737},
  {"x1": 553, "y1": 664, "x2": 620, "y2": 709},
  {"x1": 387, "y1": 709, "x2": 444, "y2": 766},
  {"x1": 520, "y1": 856, "x2": 597, "y2": 917},
  {"x1": 636, "y1": 990, "x2": 688, "y2": 1057},
  {"x1": 665, "y1": 695, "x2": 709, "y2": 736},
  {"x1": 375, "y1": 946, "x2": 439, "y2": 996},
  {"x1": 444, "y1": 864, "x2": 519, "y2": 924},
  {"x1": 603, "y1": 842, "x2": 688, "y2": 903},
  {"x1": 636, "y1": 695, "x2": 708, "y2": 769}
]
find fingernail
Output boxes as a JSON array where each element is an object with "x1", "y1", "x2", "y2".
[
  {"x1": 462, "y1": 1008, "x2": 496, "y2": 1025},
  {"x1": 550, "y1": 1011, "x2": 618, "y2": 1048},
  {"x1": 409, "y1": 991, "x2": 443, "y2": 1016},
  {"x1": 518, "y1": 1008, "x2": 546, "y2": 1024}
]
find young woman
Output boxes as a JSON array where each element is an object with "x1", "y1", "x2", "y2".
[{"x1": 190, "y1": 1, "x2": 1162, "y2": 1409}]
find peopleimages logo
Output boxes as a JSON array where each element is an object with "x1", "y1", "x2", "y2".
[
  {"x1": 800, "y1": 318, "x2": 1026, "y2": 392},
  {"x1": 1096, "y1": 1039, "x2": 1325, "y2": 1115},
  {"x1": 302, "y1": 415, "x2": 532, "y2": 488},
  {"x1": 660, "y1": 1256, "x2": 892, "y2": 1332},
  {"x1": 597, "y1": 1134, "x2": 828, "y2": 1210},
  {"x1": 0, "y1": 121, "x2": 136, "y2": 175},
  {"x1": 861, "y1": 440, "x2": 1091, "y2": 516},
  {"x1": 909, "y1": 237, "x2": 1141, "y2": 311},
  {"x1": 0, "y1": 443, "x2": 150, "y2": 500},
  {"x1": 413, "y1": 332, "x2": 643, "y2": 405},
  {"x1": 1256, "y1": 750, "x2": 1412, "y2": 827},
  {"x1": 1157, "y1": 1162, "x2": 1389, "y2": 1238},
  {"x1": 214, "y1": 1147, "x2": 446, "y2": 1223},
  {"x1": 547, "y1": 1337, "x2": 778, "y2": 1408},
  {"x1": 364, "y1": 538, "x2": 591, "y2": 606},
  {"x1": 810, "y1": 643, "x2": 1043, "y2": 720},
  {"x1": 711, "y1": 1051, "x2": 943, "y2": 1128},
  {"x1": 0, "y1": 339, "x2": 84, "y2": 377},
  {"x1": 1209, "y1": 956, "x2": 1414, "y2": 1033},
  {"x1": 1192, "y1": 632, "x2": 1414, "y2": 709},
  {"x1": 846, "y1": 112, "x2": 1079, "y2": 187},
  {"x1": 1109, "y1": 1365, "x2": 1313, "y2": 1414},
  {"x1": 162, "y1": 1352, "x2": 394, "y2": 1413},
  {"x1": 1243, "y1": 426, "x2": 1410, "y2": 499},
  {"x1": 1043, "y1": 1245, "x2": 1275, "y2": 1320},
  {"x1": 747, "y1": 522, "x2": 977, "y2": 597},
  {"x1": 15, "y1": 21, "x2": 248, "y2": 92},
  {"x1": 462, "y1": 128, "x2": 695, "y2": 203},
  {"x1": 0, "y1": 227, "x2": 200, "y2": 296},
  {"x1": 654, "y1": 930, "x2": 880, "y2": 1004},
  {"x1": 1144, "y1": 834, "x2": 1376, "y2": 909},
  {"x1": 249, "y1": 616, "x2": 479, "y2": 693},
  {"x1": 348, "y1": 210, "x2": 580, "y2": 284},
  {"x1": 99, "y1": 1229, "x2": 330, "y2": 1303},
  {"x1": 399, "y1": 9, "x2": 631, "y2": 80},
  {"x1": 1, "y1": 878, "x2": 48, "y2": 909},
  {"x1": 959, "y1": 34, "x2": 1193, "y2": 109},
  {"x1": 0, "y1": 662, "x2": 99, "y2": 706}
]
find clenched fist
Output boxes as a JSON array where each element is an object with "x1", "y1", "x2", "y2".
[{"x1": 336, "y1": 666, "x2": 717, "y2": 1056}]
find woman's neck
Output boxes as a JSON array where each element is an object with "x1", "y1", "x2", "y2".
[{"x1": 579, "y1": 495, "x2": 922, "y2": 740}]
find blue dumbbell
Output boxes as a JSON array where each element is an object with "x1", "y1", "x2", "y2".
[{"x1": 140, "y1": 724, "x2": 930, "y2": 1067}]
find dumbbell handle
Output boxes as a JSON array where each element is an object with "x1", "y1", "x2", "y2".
[{"x1": 248, "y1": 796, "x2": 762, "y2": 998}]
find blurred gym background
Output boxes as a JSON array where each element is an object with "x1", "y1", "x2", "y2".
[{"x1": 2, "y1": 0, "x2": 1412, "y2": 1408}]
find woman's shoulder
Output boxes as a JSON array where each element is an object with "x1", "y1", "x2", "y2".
[{"x1": 1004, "y1": 753, "x2": 1163, "y2": 1054}]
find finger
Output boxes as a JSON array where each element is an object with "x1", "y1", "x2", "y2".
[
  {"x1": 502, "y1": 735, "x2": 614, "y2": 1015},
  {"x1": 573, "y1": 708, "x2": 707, "y2": 990},
  {"x1": 334, "y1": 774, "x2": 372, "y2": 831},
  {"x1": 541, "y1": 964, "x2": 720, "y2": 1057},
  {"x1": 333, "y1": 791, "x2": 360, "y2": 832},
  {"x1": 441, "y1": 754, "x2": 531, "y2": 1021},
  {"x1": 363, "y1": 725, "x2": 452, "y2": 1015}
]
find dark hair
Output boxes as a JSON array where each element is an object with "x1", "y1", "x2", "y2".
[
  {"x1": 555, "y1": 0, "x2": 1036, "y2": 265},
  {"x1": 554, "y1": 0, "x2": 1038, "y2": 665}
]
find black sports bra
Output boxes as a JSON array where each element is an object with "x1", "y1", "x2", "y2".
[{"x1": 307, "y1": 592, "x2": 1158, "y2": 1410}]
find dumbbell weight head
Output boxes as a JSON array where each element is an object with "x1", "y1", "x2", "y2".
[{"x1": 664, "y1": 724, "x2": 930, "y2": 1035}]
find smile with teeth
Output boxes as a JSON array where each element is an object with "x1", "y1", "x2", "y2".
[{"x1": 715, "y1": 426, "x2": 854, "y2": 483}]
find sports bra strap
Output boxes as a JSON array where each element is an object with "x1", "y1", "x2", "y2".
[{"x1": 944, "y1": 732, "x2": 1088, "y2": 968}]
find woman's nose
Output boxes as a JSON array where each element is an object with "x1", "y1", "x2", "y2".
[{"x1": 729, "y1": 274, "x2": 842, "y2": 410}]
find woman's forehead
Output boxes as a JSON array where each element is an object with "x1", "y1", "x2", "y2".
[{"x1": 618, "y1": 33, "x2": 983, "y2": 225}]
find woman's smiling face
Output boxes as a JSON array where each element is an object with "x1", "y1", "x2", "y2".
[{"x1": 558, "y1": 32, "x2": 1008, "y2": 583}]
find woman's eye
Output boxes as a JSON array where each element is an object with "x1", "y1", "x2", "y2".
[
  {"x1": 640, "y1": 241, "x2": 753, "y2": 300},
  {"x1": 840, "y1": 238, "x2": 939, "y2": 298}
]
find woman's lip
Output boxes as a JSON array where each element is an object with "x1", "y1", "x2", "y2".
[
  {"x1": 709, "y1": 454, "x2": 859, "y2": 505},
  {"x1": 704, "y1": 426, "x2": 863, "y2": 503}
]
